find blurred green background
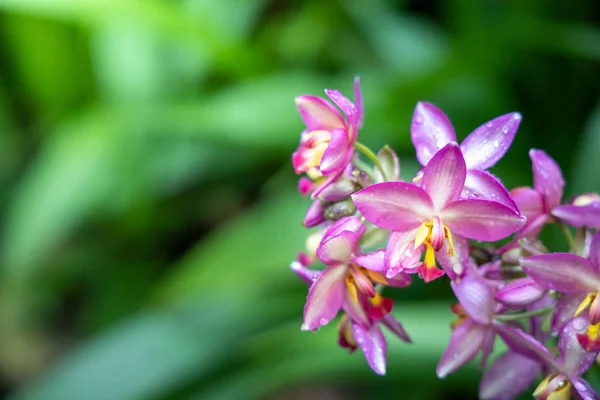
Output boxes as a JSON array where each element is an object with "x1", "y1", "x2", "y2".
[{"x1": 0, "y1": 0, "x2": 599, "y2": 399}]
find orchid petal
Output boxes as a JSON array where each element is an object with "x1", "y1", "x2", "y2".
[
  {"x1": 352, "y1": 322, "x2": 387, "y2": 375},
  {"x1": 559, "y1": 316, "x2": 598, "y2": 376},
  {"x1": 515, "y1": 213, "x2": 548, "y2": 240},
  {"x1": 352, "y1": 182, "x2": 433, "y2": 231},
  {"x1": 384, "y1": 230, "x2": 420, "y2": 277},
  {"x1": 479, "y1": 351, "x2": 541, "y2": 400},
  {"x1": 410, "y1": 102, "x2": 456, "y2": 166},
  {"x1": 495, "y1": 324, "x2": 559, "y2": 370},
  {"x1": 590, "y1": 231, "x2": 600, "y2": 273},
  {"x1": 421, "y1": 142, "x2": 466, "y2": 210},
  {"x1": 552, "y1": 294, "x2": 587, "y2": 334},
  {"x1": 310, "y1": 169, "x2": 344, "y2": 199},
  {"x1": 384, "y1": 272, "x2": 412, "y2": 288},
  {"x1": 452, "y1": 276, "x2": 495, "y2": 325},
  {"x1": 290, "y1": 261, "x2": 318, "y2": 285},
  {"x1": 325, "y1": 88, "x2": 357, "y2": 127},
  {"x1": 520, "y1": 253, "x2": 600, "y2": 293},
  {"x1": 302, "y1": 264, "x2": 347, "y2": 330},
  {"x1": 511, "y1": 187, "x2": 544, "y2": 219},
  {"x1": 318, "y1": 178, "x2": 356, "y2": 202},
  {"x1": 552, "y1": 202, "x2": 600, "y2": 229},
  {"x1": 320, "y1": 128, "x2": 350, "y2": 175},
  {"x1": 571, "y1": 378, "x2": 599, "y2": 400},
  {"x1": 317, "y1": 231, "x2": 357, "y2": 265},
  {"x1": 353, "y1": 250, "x2": 385, "y2": 272},
  {"x1": 436, "y1": 234, "x2": 471, "y2": 279},
  {"x1": 442, "y1": 199, "x2": 525, "y2": 241},
  {"x1": 530, "y1": 149, "x2": 565, "y2": 211},
  {"x1": 343, "y1": 290, "x2": 370, "y2": 328},
  {"x1": 323, "y1": 216, "x2": 365, "y2": 240},
  {"x1": 463, "y1": 170, "x2": 518, "y2": 211},
  {"x1": 295, "y1": 95, "x2": 345, "y2": 131},
  {"x1": 460, "y1": 112, "x2": 521, "y2": 170},
  {"x1": 495, "y1": 278, "x2": 545, "y2": 308},
  {"x1": 382, "y1": 314, "x2": 411, "y2": 343},
  {"x1": 436, "y1": 319, "x2": 488, "y2": 378}
]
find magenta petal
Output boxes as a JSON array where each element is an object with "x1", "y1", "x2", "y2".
[
  {"x1": 436, "y1": 319, "x2": 488, "y2": 378},
  {"x1": 325, "y1": 88, "x2": 357, "y2": 127},
  {"x1": 479, "y1": 351, "x2": 541, "y2": 400},
  {"x1": 323, "y1": 216, "x2": 365, "y2": 240},
  {"x1": 520, "y1": 253, "x2": 600, "y2": 293},
  {"x1": 302, "y1": 264, "x2": 347, "y2": 330},
  {"x1": 352, "y1": 322, "x2": 387, "y2": 375},
  {"x1": 410, "y1": 102, "x2": 456, "y2": 166},
  {"x1": 495, "y1": 278, "x2": 545, "y2": 308},
  {"x1": 290, "y1": 261, "x2": 318, "y2": 285},
  {"x1": 442, "y1": 199, "x2": 525, "y2": 241},
  {"x1": 385, "y1": 272, "x2": 412, "y2": 288},
  {"x1": 453, "y1": 276, "x2": 495, "y2": 325},
  {"x1": 515, "y1": 213, "x2": 548, "y2": 240},
  {"x1": 463, "y1": 170, "x2": 518, "y2": 212},
  {"x1": 552, "y1": 294, "x2": 587, "y2": 334},
  {"x1": 421, "y1": 142, "x2": 466, "y2": 210},
  {"x1": 343, "y1": 291, "x2": 370, "y2": 328},
  {"x1": 460, "y1": 112, "x2": 521, "y2": 170},
  {"x1": 495, "y1": 325, "x2": 559, "y2": 370},
  {"x1": 384, "y1": 230, "x2": 420, "y2": 277},
  {"x1": 530, "y1": 149, "x2": 565, "y2": 211},
  {"x1": 317, "y1": 231, "x2": 357, "y2": 265},
  {"x1": 512, "y1": 187, "x2": 544, "y2": 219},
  {"x1": 382, "y1": 314, "x2": 411, "y2": 343},
  {"x1": 353, "y1": 250, "x2": 385, "y2": 272},
  {"x1": 436, "y1": 234, "x2": 471, "y2": 279},
  {"x1": 303, "y1": 199, "x2": 325, "y2": 228},
  {"x1": 559, "y1": 316, "x2": 597, "y2": 376},
  {"x1": 320, "y1": 128, "x2": 350, "y2": 175},
  {"x1": 352, "y1": 182, "x2": 433, "y2": 231},
  {"x1": 295, "y1": 95, "x2": 345, "y2": 131},
  {"x1": 552, "y1": 203, "x2": 600, "y2": 229},
  {"x1": 590, "y1": 231, "x2": 600, "y2": 273},
  {"x1": 571, "y1": 378, "x2": 598, "y2": 400},
  {"x1": 318, "y1": 178, "x2": 356, "y2": 202}
]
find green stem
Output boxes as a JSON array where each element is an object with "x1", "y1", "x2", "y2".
[
  {"x1": 556, "y1": 219, "x2": 575, "y2": 252},
  {"x1": 494, "y1": 307, "x2": 554, "y2": 322},
  {"x1": 353, "y1": 142, "x2": 387, "y2": 181}
]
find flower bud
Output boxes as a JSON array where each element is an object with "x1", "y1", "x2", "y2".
[
  {"x1": 318, "y1": 179, "x2": 356, "y2": 202},
  {"x1": 324, "y1": 199, "x2": 357, "y2": 220}
]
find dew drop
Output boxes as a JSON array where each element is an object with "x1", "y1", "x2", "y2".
[
  {"x1": 312, "y1": 273, "x2": 320, "y2": 282},
  {"x1": 492, "y1": 140, "x2": 500, "y2": 148},
  {"x1": 573, "y1": 317, "x2": 587, "y2": 331},
  {"x1": 513, "y1": 114, "x2": 521, "y2": 120},
  {"x1": 486, "y1": 122, "x2": 493, "y2": 128},
  {"x1": 575, "y1": 381, "x2": 587, "y2": 391},
  {"x1": 415, "y1": 115, "x2": 423, "y2": 124},
  {"x1": 502, "y1": 125, "x2": 509, "y2": 134},
  {"x1": 319, "y1": 317, "x2": 328, "y2": 326}
]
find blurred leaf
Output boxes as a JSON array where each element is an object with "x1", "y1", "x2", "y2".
[{"x1": 572, "y1": 101, "x2": 600, "y2": 195}]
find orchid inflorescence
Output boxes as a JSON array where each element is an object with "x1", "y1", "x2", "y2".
[{"x1": 289, "y1": 77, "x2": 600, "y2": 399}]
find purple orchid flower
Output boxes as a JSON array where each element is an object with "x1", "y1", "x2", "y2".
[
  {"x1": 352, "y1": 143, "x2": 525, "y2": 282},
  {"x1": 499, "y1": 316, "x2": 599, "y2": 400},
  {"x1": 292, "y1": 78, "x2": 363, "y2": 198},
  {"x1": 410, "y1": 102, "x2": 521, "y2": 209},
  {"x1": 553, "y1": 192, "x2": 600, "y2": 229},
  {"x1": 437, "y1": 275, "x2": 548, "y2": 379},
  {"x1": 292, "y1": 252, "x2": 411, "y2": 375},
  {"x1": 510, "y1": 149, "x2": 565, "y2": 238},
  {"x1": 521, "y1": 230, "x2": 600, "y2": 351},
  {"x1": 300, "y1": 216, "x2": 410, "y2": 331}
]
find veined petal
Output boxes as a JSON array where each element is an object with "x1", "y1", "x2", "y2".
[
  {"x1": 323, "y1": 215, "x2": 365, "y2": 240},
  {"x1": 570, "y1": 378, "x2": 598, "y2": 400},
  {"x1": 552, "y1": 294, "x2": 587, "y2": 334},
  {"x1": 530, "y1": 149, "x2": 565, "y2": 211},
  {"x1": 442, "y1": 199, "x2": 525, "y2": 241},
  {"x1": 511, "y1": 187, "x2": 544, "y2": 219},
  {"x1": 302, "y1": 264, "x2": 348, "y2": 331},
  {"x1": 382, "y1": 314, "x2": 412, "y2": 343},
  {"x1": 352, "y1": 322, "x2": 387, "y2": 375},
  {"x1": 384, "y1": 229, "x2": 420, "y2": 277},
  {"x1": 436, "y1": 319, "x2": 488, "y2": 378},
  {"x1": 453, "y1": 276, "x2": 495, "y2": 325},
  {"x1": 352, "y1": 182, "x2": 433, "y2": 231},
  {"x1": 559, "y1": 316, "x2": 598, "y2": 376},
  {"x1": 552, "y1": 202, "x2": 600, "y2": 229},
  {"x1": 320, "y1": 128, "x2": 350, "y2": 175},
  {"x1": 479, "y1": 351, "x2": 542, "y2": 400},
  {"x1": 460, "y1": 112, "x2": 521, "y2": 170},
  {"x1": 463, "y1": 170, "x2": 518, "y2": 212},
  {"x1": 317, "y1": 231, "x2": 357, "y2": 265},
  {"x1": 495, "y1": 325, "x2": 560, "y2": 371},
  {"x1": 295, "y1": 95, "x2": 345, "y2": 131},
  {"x1": 495, "y1": 278, "x2": 545, "y2": 308},
  {"x1": 421, "y1": 142, "x2": 466, "y2": 210},
  {"x1": 520, "y1": 253, "x2": 600, "y2": 293},
  {"x1": 353, "y1": 250, "x2": 385, "y2": 272},
  {"x1": 410, "y1": 102, "x2": 456, "y2": 166}
]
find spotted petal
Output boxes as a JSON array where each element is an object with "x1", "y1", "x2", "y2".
[
  {"x1": 460, "y1": 112, "x2": 521, "y2": 170},
  {"x1": 410, "y1": 102, "x2": 456, "y2": 166}
]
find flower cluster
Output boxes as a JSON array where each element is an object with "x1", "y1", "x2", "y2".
[{"x1": 289, "y1": 77, "x2": 600, "y2": 399}]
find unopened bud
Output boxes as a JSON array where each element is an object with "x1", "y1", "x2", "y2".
[
  {"x1": 324, "y1": 199, "x2": 357, "y2": 220},
  {"x1": 319, "y1": 179, "x2": 356, "y2": 202}
]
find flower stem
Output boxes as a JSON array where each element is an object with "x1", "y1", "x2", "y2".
[
  {"x1": 494, "y1": 306, "x2": 554, "y2": 322},
  {"x1": 354, "y1": 142, "x2": 387, "y2": 181},
  {"x1": 556, "y1": 219, "x2": 575, "y2": 252}
]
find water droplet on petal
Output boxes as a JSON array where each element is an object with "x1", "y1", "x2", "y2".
[
  {"x1": 415, "y1": 115, "x2": 423, "y2": 124},
  {"x1": 486, "y1": 122, "x2": 493, "y2": 128},
  {"x1": 573, "y1": 317, "x2": 587, "y2": 331},
  {"x1": 319, "y1": 317, "x2": 328, "y2": 326},
  {"x1": 312, "y1": 273, "x2": 320, "y2": 282},
  {"x1": 502, "y1": 125, "x2": 510, "y2": 134},
  {"x1": 492, "y1": 140, "x2": 500, "y2": 148},
  {"x1": 575, "y1": 381, "x2": 587, "y2": 391},
  {"x1": 513, "y1": 114, "x2": 521, "y2": 120}
]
